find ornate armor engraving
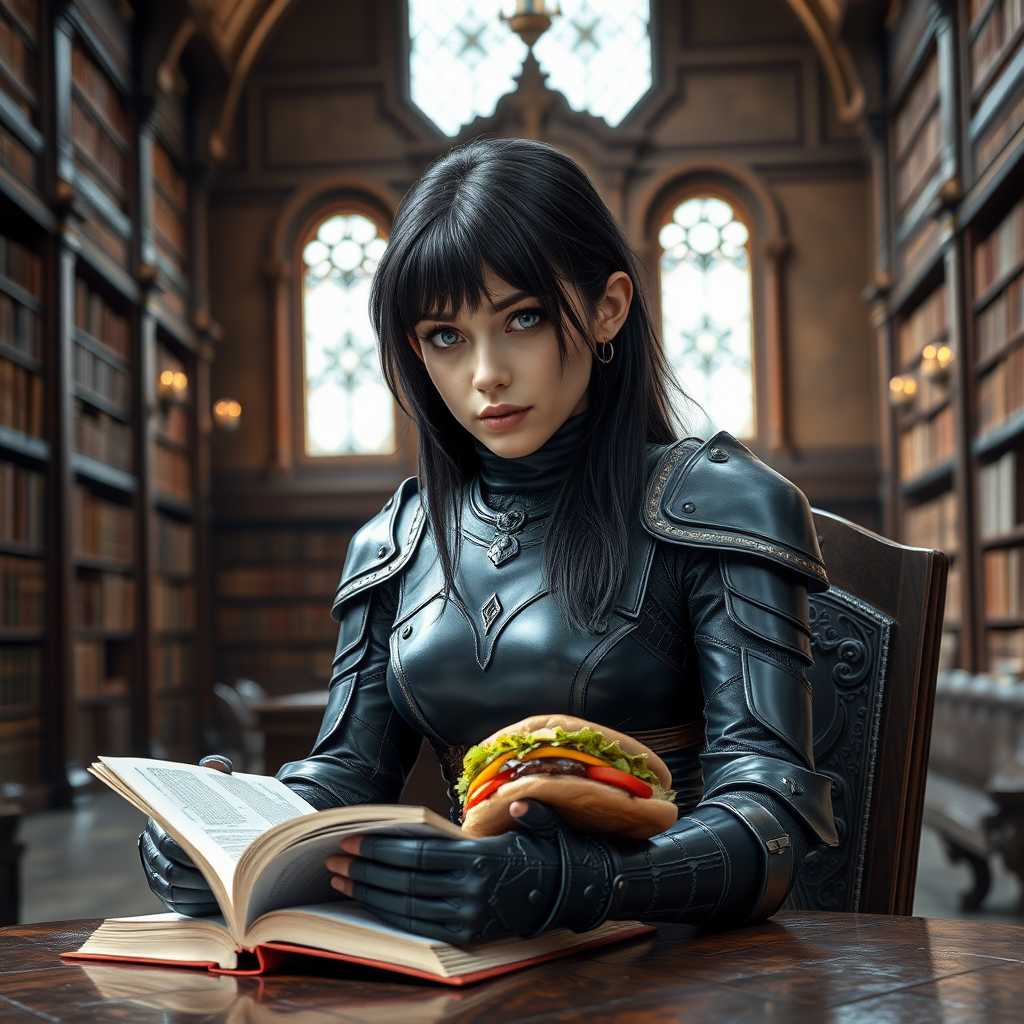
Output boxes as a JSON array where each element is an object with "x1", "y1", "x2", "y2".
[{"x1": 487, "y1": 507, "x2": 528, "y2": 566}]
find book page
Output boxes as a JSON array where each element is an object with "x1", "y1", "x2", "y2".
[{"x1": 95, "y1": 757, "x2": 315, "y2": 915}]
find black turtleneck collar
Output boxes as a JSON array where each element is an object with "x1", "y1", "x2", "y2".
[{"x1": 475, "y1": 411, "x2": 589, "y2": 494}]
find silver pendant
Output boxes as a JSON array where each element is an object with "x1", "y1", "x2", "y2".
[
  {"x1": 482, "y1": 593, "x2": 502, "y2": 632},
  {"x1": 487, "y1": 533, "x2": 520, "y2": 567}
]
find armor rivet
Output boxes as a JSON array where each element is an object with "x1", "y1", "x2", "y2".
[
  {"x1": 528, "y1": 888, "x2": 543, "y2": 903},
  {"x1": 473, "y1": 857, "x2": 488, "y2": 875},
  {"x1": 615, "y1": 879, "x2": 626, "y2": 892},
  {"x1": 682, "y1": 502, "x2": 696, "y2": 514},
  {"x1": 583, "y1": 884, "x2": 597, "y2": 900},
  {"x1": 708, "y1": 447, "x2": 729, "y2": 463},
  {"x1": 401, "y1": 625, "x2": 413, "y2": 640},
  {"x1": 377, "y1": 545, "x2": 387, "y2": 558}
]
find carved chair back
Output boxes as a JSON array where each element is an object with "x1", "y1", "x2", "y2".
[{"x1": 786, "y1": 509, "x2": 948, "y2": 915}]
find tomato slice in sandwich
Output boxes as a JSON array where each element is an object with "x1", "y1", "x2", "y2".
[
  {"x1": 464, "y1": 775, "x2": 511, "y2": 812},
  {"x1": 585, "y1": 764, "x2": 653, "y2": 799}
]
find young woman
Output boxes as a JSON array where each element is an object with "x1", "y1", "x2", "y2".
[{"x1": 141, "y1": 138, "x2": 837, "y2": 943}]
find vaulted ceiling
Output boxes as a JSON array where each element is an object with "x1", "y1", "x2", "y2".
[{"x1": 169, "y1": 0, "x2": 889, "y2": 161}]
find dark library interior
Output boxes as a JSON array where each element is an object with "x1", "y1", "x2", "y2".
[{"x1": 1, "y1": 0, "x2": 1024, "y2": 932}]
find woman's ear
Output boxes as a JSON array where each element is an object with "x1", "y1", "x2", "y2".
[
  {"x1": 408, "y1": 334, "x2": 425, "y2": 363},
  {"x1": 595, "y1": 271, "x2": 633, "y2": 342}
]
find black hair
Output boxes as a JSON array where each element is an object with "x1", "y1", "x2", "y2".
[{"x1": 370, "y1": 138, "x2": 680, "y2": 633}]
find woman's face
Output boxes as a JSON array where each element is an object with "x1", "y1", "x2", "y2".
[{"x1": 411, "y1": 269, "x2": 632, "y2": 459}]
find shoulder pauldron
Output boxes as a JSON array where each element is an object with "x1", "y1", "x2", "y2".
[
  {"x1": 643, "y1": 432, "x2": 829, "y2": 592},
  {"x1": 330, "y1": 477, "x2": 426, "y2": 622}
]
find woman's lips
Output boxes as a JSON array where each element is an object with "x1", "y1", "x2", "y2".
[{"x1": 479, "y1": 406, "x2": 530, "y2": 431}]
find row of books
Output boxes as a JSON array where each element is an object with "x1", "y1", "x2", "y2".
[
  {"x1": 150, "y1": 693, "x2": 193, "y2": 761},
  {"x1": 986, "y1": 627, "x2": 1024, "y2": 674},
  {"x1": 73, "y1": 640, "x2": 129, "y2": 700},
  {"x1": 75, "y1": 278, "x2": 130, "y2": 361},
  {"x1": 894, "y1": 52, "x2": 938, "y2": 158},
  {"x1": 153, "y1": 442, "x2": 190, "y2": 501},
  {"x1": 74, "y1": 341, "x2": 131, "y2": 413},
  {"x1": 898, "y1": 405, "x2": 955, "y2": 482},
  {"x1": 69, "y1": 701, "x2": 131, "y2": 763},
  {"x1": 979, "y1": 450, "x2": 1019, "y2": 538},
  {"x1": 898, "y1": 282, "x2": 947, "y2": 368},
  {"x1": 75, "y1": 572, "x2": 134, "y2": 631},
  {"x1": 152, "y1": 639, "x2": 192, "y2": 693},
  {"x1": 0, "y1": 716, "x2": 40, "y2": 786},
  {"x1": 155, "y1": 514, "x2": 193, "y2": 575},
  {"x1": 0, "y1": 15, "x2": 33, "y2": 102},
  {"x1": 73, "y1": 485, "x2": 132, "y2": 564},
  {"x1": 155, "y1": 404, "x2": 188, "y2": 448},
  {"x1": 152, "y1": 579, "x2": 194, "y2": 632},
  {"x1": 976, "y1": 195, "x2": 1024, "y2": 294},
  {"x1": 217, "y1": 645, "x2": 334, "y2": 687},
  {"x1": 152, "y1": 141, "x2": 188, "y2": 272},
  {"x1": 0, "y1": 355, "x2": 43, "y2": 437},
  {"x1": 0, "y1": 234, "x2": 41, "y2": 297},
  {"x1": 218, "y1": 565, "x2": 339, "y2": 599},
  {"x1": 70, "y1": 43, "x2": 127, "y2": 141},
  {"x1": 217, "y1": 604, "x2": 338, "y2": 643},
  {"x1": 72, "y1": 99, "x2": 127, "y2": 197},
  {"x1": 0, "y1": 643, "x2": 40, "y2": 708},
  {"x1": 903, "y1": 490, "x2": 957, "y2": 552},
  {"x1": 219, "y1": 527, "x2": 351, "y2": 564},
  {"x1": 0, "y1": 459, "x2": 43, "y2": 546},
  {"x1": 896, "y1": 109, "x2": 942, "y2": 212},
  {"x1": 976, "y1": 270, "x2": 1023, "y2": 362},
  {"x1": 977, "y1": 344, "x2": 1024, "y2": 435},
  {"x1": 971, "y1": 0, "x2": 1024, "y2": 90},
  {"x1": 0, "y1": 292, "x2": 40, "y2": 360},
  {"x1": 983, "y1": 545, "x2": 1024, "y2": 617},
  {"x1": 0, "y1": 553, "x2": 43, "y2": 627},
  {"x1": 73, "y1": 401, "x2": 132, "y2": 472}
]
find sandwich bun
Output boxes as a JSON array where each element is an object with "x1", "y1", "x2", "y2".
[{"x1": 461, "y1": 714, "x2": 679, "y2": 840}]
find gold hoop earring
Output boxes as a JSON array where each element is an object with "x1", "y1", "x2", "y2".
[{"x1": 595, "y1": 339, "x2": 615, "y2": 364}]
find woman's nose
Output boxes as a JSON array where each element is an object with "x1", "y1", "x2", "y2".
[{"x1": 472, "y1": 343, "x2": 512, "y2": 392}]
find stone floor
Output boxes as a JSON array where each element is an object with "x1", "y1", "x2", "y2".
[{"x1": 13, "y1": 791, "x2": 1024, "y2": 924}]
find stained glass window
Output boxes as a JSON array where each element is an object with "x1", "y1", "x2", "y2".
[
  {"x1": 407, "y1": 1, "x2": 651, "y2": 137},
  {"x1": 660, "y1": 197, "x2": 755, "y2": 439},
  {"x1": 301, "y1": 213, "x2": 393, "y2": 457},
  {"x1": 533, "y1": 1, "x2": 651, "y2": 127}
]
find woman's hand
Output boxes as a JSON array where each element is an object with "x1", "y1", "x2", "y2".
[
  {"x1": 137, "y1": 755, "x2": 234, "y2": 917},
  {"x1": 325, "y1": 800, "x2": 619, "y2": 945},
  {"x1": 138, "y1": 818, "x2": 220, "y2": 916}
]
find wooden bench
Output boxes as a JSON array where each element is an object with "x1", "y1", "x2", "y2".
[{"x1": 924, "y1": 670, "x2": 1024, "y2": 910}]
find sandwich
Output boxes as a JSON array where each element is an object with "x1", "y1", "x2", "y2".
[{"x1": 457, "y1": 715, "x2": 679, "y2": 840}]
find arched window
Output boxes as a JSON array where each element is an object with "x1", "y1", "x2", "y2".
[
  {"x1": 299, "y1": 211, "x2": 391, "y2": 457},
  {"x1": 659, "y1": 195, "x2": 755, "y2": 440},
  {"x1": 407, "y1": 0, "x2": 652, "y2": 137}
]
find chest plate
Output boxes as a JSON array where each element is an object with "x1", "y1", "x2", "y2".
[{"x1": 385, "y1": 487, "x2": 693, "y2": 747}]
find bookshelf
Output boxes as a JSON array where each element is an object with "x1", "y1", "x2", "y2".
[
  {"x1": 882, "y1": 0, "x2": 1024, "y2": 676},
  {"x1": 0, "y1": 0, "x2": 215, "y2": 806},
  {"x1": 214, "y1": 525, "x2": 351, "y2": 695}
]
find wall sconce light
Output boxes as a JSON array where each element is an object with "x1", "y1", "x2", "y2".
[
  {"x1": 921, "y1": 344, "x2": 954, "y2": 381},
  {"x1": 213, "y1": 398, "x2": 242, "y2": 431},
  {"x1": 889, "y1": 375, "x2": 917, "y2": 408},
  {"x1": 158, "y1": 369, "x2": 188, "y2": 401}
]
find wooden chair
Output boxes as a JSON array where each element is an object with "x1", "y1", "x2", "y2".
[{"x1": 786, "y1": 509, "x2": 948, "y2": 915}]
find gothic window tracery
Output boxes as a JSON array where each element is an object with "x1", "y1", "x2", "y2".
[
  {"x1": 407, "y1": 1, "x2": 652, "y2": 137},
  {"x1": 659, "y1": 196, "x2": 756, "y2": 440},
  {"x1": 300, "y1": 212, "x2": 393, "y2": 457}
]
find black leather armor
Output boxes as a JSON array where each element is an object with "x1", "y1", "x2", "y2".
[{"x1": 277, "y1": 423, "x2": 838, "y2": 931}]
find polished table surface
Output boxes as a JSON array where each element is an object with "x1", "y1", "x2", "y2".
[{"x1": 3, "y1": 913, "x2": 1024, "y2": 1022}]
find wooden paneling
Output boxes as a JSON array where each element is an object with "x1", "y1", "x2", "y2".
[
  {"x1": 651, "y1": 66, "x2": 803, "y2": 147},
  {"x1": 684, "y1": 0, "x2": 807, "y2": 46},
  {"x1": 263, "y1": 87, "x2": 410, "y2": 166},
  {"x1": 259, "y1": 0, "x2": 376, "y2": 68}
]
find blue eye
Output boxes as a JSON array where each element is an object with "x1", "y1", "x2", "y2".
[
  {"x1": 510, "y1": 310, "x2": 543, "y2": 331},
  {"x1": 429, "y1": 328, "x2": 462, "y2": 348}
]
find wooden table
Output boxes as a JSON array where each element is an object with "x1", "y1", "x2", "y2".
[{"x1": 3, "y1": 913, "x2": 1024, "y2": 1021}]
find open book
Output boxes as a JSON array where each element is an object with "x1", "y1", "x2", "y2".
[{"x1": 65, "y1": 757, "x2": 652, "y2": 984}]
